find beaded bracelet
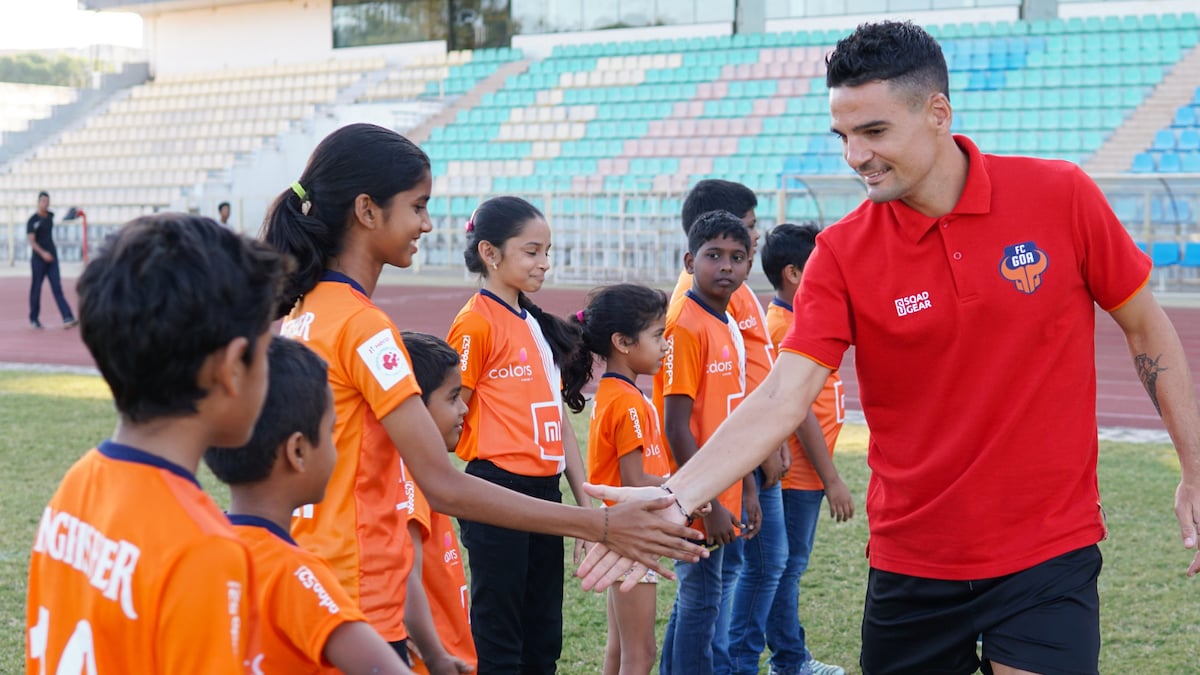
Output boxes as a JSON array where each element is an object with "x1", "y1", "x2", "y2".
[{"x1": 658, "y1": 485, "x2": 694, "y2": 524}]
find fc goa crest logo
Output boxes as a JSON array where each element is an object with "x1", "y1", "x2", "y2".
[{"x1": 999, "y1": 241, "x2": 1048, "y2": 294}]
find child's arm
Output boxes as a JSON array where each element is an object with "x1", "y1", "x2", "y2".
[
  {"x1": 561, "y1": 404, "x2": 592, "y2": 509},
  {"x1": 323, "y1": 621, "x2": 414, "y2": 675},
  {"x1": 741, "y1": 474, "x2": 760, "y2": 540},
  {"x1": 404, "y1": 522, "x2": 472, "y2": 675},
  {"x1": 794, "y1": 408, "x2": 854, "y2": 522},
  {"x1": 617, "y1": 451, "x2": 667, "y2": 489}
]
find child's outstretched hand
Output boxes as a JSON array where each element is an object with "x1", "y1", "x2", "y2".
[
  {"x1": 825, "y1": 477, "x2": 855, "y2": 522},
  {"x1": 704, "y1": 503, "x2": 740, "y2": 547}
]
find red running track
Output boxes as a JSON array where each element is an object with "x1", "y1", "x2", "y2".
[{"x1": 2, "y1": 275, "x2": 1197, "y2": 431}]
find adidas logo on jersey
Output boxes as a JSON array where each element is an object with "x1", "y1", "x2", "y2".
[{"x1": 294, "y1": 565, "x2": 341, "y2": 614}]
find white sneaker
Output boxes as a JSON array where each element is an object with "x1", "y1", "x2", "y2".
[{"x1": 808, "y1": 659, "x2": 846, "y2": 675}]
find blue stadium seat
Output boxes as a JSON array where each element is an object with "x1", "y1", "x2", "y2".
[
  {"x1": 1152, "y1": 242, "x2": 1181, "y2": 267},
  {"x1": 1159, "y1": 153, "x2": 1183, "y2": 173},
  {"x1": 1152, "y1": 129, "x2": 1176, "y2": 151},
  {"x1": 1182, "y1": 152, "x2": 1200, "y2": 172},
  {"x1": 1174, "y1": 106, "x2": 1198, "y2": 128},
  {"x1": 1182, "y1": 242, "x2": 1200, "y2": 269},
  {"x1": 1131, "y1": 153, "x2": 1156, "y2": 173}
]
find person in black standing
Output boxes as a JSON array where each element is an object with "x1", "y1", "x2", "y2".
[{"x1": 27, "y1": 191, "x2": 77, "y2": 329}]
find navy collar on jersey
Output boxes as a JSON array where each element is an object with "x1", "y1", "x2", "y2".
[
  {"x1": 771, "y1": 297, "x2": 794, "y2": 312},
  {"x1": 227, "y1": 513, "x2": 297, "y2": 545},
  {"x1": 98, "y1": 439, "x2": 201, "y2": 489},
  {"x1": 601, "y1": 372, "x2": 640, "y2": 390},
  {"x1": 320, "y1": 270, "x2": 368, "y2": 297},
  {"x1": 686, "y1": 290, "x2": 729, "y2": 323},
  {"x1": 480, "y1": 288, "x2": 527, "y2": 319}
]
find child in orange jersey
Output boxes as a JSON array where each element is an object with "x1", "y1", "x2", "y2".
[
  {"x1": 262, "y1": 125, "x2": 701, "y2": 661},
  {"x1": 758, "y1": 223, "x2": 855, "y2": 675},
  {"x1": 566, "y1": 284, "x2": 672, "y2": 675},
  {"x1": 26, "y1": 214, "x2": 285, "y2": 674},
  {"x1": 205, "y1": 336, "x2": 411, "y2": 675},
  {"x1": 654, "y1": 211, "x2": 754, "y2": 674},
  {"x1": 448, "y1": 195, "x2": 602, "y2": 673},
  {"x1": 401, "y1": 332, "x2": 478, "y2": 675}
]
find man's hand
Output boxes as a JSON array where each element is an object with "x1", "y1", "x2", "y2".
[
  {"x1": 824, "y1": 477, "x2": 855, "y2": 522},
  {"x1": 40, "y1": 251, "x2": 53, "y2": 263},
  {"x1": 575, "y1": 483, "x2": 706, "y2": 592},
  {"x1": 1175, "y1": 477, "x2": 1200, "y2": 576}
]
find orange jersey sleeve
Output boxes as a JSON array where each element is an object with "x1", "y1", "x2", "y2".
[
  {"x1": 26, "y1": 443, "x2": 253, "y2": 675},
  {"x1": 408, "y1": 484, "x2": 476, "y2": 674},
  {"x1": 233, "y1": 519, "x2": 366, "y2": 673},
  {"x1": 767, "y1": 301, "x2": 846, "y2": 490},
  {"x1": 587, "y1": 375, "x2": 672, "y2": 505},
  {"x1": 283, "y1": 278, "x2": 419, "y2": 642},
  {"x1": 448, "y1": 292, "x2": 567, "y2": 476}
]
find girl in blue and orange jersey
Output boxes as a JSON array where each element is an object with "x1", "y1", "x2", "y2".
[
  {"x1": 448, "y1": 195, "x2": 597, "y2": 674},
  {"x1": 568, "y1": 283, "x2": 673, "y2": 675}
]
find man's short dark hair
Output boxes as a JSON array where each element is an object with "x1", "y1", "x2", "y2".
[
  {"x1": 761, "y1": 222, "x2": 821, "y2": 291},
  {"x1": 687, "y1": 210, "x2": 752, "y2": 255},
  {"x1": 204, "y1": 337, "x2": 329, "y2": 485},
  {"x1": 826, "y1": 21, "x2": 950, "y2": 106},
  {"x1": 681, "y1": 180, "x2": 758, "y2": 235},
  {"x1": 401, "y1": 332, "x2": 459, "y2": 405},
  {"x1": 37, "y1": 191, "x2": 49, "y2": 200},
  {"x1": 77, "y1": 214, "x2": 286, "y2": 423},
  {"x1": 218, "y1": 201, "x2": 231, "y2": 211}
]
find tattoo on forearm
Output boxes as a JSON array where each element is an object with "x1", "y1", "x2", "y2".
[{"x1": 1134, "y1": 353, "x2": 1167, "y2": 416}]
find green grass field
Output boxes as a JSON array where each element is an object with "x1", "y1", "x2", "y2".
[{"x1": 3, "y1": 370, "x2": 1198, "y2": 672}]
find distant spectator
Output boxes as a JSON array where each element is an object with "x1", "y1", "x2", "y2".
[
  {"x1": 27, "y1": 191, "x2": 76, "y2": 329},
  {"x1": 218, "y1": 201, "x2": 232, "y2": 226}
]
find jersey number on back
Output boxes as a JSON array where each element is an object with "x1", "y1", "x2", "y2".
[{"x1": 29, "y1": 607, "x2": 98, "y2": 675}]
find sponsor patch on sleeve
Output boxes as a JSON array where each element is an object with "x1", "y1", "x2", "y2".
[{"x1": 356, "y1": 328, "x2": 412, "y2": 391}]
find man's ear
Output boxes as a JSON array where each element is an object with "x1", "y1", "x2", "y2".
[
  {"x1": 683, "y1": 251, "x2": 695, "y2": 274},
  {"x1": 929, "y1": 91, "x2": 953, "y2": 135},
  {"x1": 282, "y1": 431, "x2": 308, "y2": 473}
]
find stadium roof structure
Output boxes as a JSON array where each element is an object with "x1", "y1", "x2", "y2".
[{"x1": 84, "y1": 0, "x2": 262, "y2": 13}]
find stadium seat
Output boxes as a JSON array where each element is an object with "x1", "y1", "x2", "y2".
[
  {"x1": 1131, "y1": 153, "x2": 1156, "y2": 173},
  {"x1": 1152, "y1": 241, "x2": 1181, "y2": 267},
  {"x1": 1181, "y1": 242, "x2": 1200, "y2": 270}
]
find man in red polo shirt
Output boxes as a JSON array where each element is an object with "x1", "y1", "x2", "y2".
[{"x1": 580, "y1": 19, "x2": 1200, "y2": 675}]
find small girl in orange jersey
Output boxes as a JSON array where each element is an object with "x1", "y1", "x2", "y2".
[
  {"x1": 567, "y1": 284, "x2": 672, "y2": 675},
  {"x1": 448, "y1": 195, "x2": 597, "y2": 673}
]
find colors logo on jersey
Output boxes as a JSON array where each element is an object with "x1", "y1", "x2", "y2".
[
  {"x1": 356, "y1": 328, "x2": 412, "y2": 391},
  {"x1": 999, "y1": 241, "x2": 1049, "y2": 294},
  {"x1": 894, "y1": 291, "x2": 932, "y2": 317},
  {"x1": 737, "y1": 315, "x2": 758, "y2": 331}
]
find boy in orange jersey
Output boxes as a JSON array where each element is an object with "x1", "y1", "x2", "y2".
[
  {"x1": 401, "y1": 332, "x2": 478, "y2": 675},
  {"x1": 205, "y1": 336, "x2": 412, "y2": 675},
  {"x1": 26, "y1": 214, "x2": 284, "y2": 674},
  {"x1": 755, "y1": 223, "x2": 856, "y2": 675},
  {"x1": 654, "y1": 210, "x2": 754, "y2": 674}
]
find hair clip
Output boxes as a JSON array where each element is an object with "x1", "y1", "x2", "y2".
[
  {"x1": 291, "y1": 181, "x2": 312, "y2": 216},
  {"x1": 465, "y1": 219, "x2": 474, "y2": 233},
  {"x1": 576, "y1": 310, "x2": 585, "y2": 322}
]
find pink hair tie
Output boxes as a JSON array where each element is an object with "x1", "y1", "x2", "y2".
[
  {"x1": 576, "y1": 310, "x2": 585, "y2": 322},
  {"x1": 464, "y1": 219, "x2": 474, "y2": 233}
]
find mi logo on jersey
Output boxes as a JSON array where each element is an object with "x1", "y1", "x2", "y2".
[{"x1": 999, "y1": 241, "x2": 1048, "y2": 294}]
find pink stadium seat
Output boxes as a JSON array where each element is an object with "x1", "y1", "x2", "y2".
[
  {"x1": 767, "y1": 62, "x2": 786, "y2": 79},
  {"x1": 680, "y1": 119, "x2": 698, "y2": 136},
  {"x1": 767, "y1": 98, "x2": 787, "y2": 116},
  {"x1": 712, "y1": 119, "x2": 731, "y2": 136},
  {"x1": 697, "y1": 82, "x2": 715, "y2": 99},
  {"x1": 663, "y1": 119, "x2": 682, "y2": 137},
  {"x1": 711, "y1": 81, "x2": 729, "y2": 99},
  {"x1": 744, "y1": 117, "x2": 764, "y2": 136},
  {"x1": 751, "y1": 62, "x2": 769, "y2": 79}
]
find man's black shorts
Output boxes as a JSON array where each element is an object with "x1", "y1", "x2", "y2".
[{"x1": 861, "y1": 544, "x2": 1102, "y2": 675}]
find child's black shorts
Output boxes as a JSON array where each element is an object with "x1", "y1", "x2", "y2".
[{"x1": 860, "y1": 544, "x2": 1102, "y2": 675}]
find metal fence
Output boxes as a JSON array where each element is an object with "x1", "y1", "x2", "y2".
[{"x1": 5, "y1": 173, "x2": 1199, "y2": 288}]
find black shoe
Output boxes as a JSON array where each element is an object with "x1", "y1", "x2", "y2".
[
  {"x1": 30, "y1": 320, "x2": 43, "y2": 329},
  {"x1": 63, "y1": 318, "x2": 79, "y2": 329}
]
